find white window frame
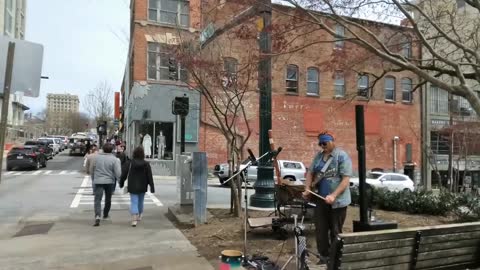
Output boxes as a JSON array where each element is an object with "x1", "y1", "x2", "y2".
[
  {"x1": 402, "y1": 39, "x2": 412, "y2": 59},
  {"x1": 148, "y1": 0, "x2": 190, "y2": 28},
  {"x1": 401, "y1": 78, "x2": 413, "y2": 103},
  {"x1": 335, "y1": 24, "x2": 345, "y2": 49},
  {"x1": 147, "y1": 42, "x2": 187, "y2": 82},
  {"x1": 357, "y1": 74, "x2": 369, "y2": 97},
  {"x1": 286, "y1": 65, "x2": 299, "y2": 93},
  {"x1": 334, "y1": 71, "x2": 345, "y2": 97},
  {"x1": 306, "y1": 67, "x2": 319, "y2": 96},
  {"x1": 384, "y1": 76, "x2": 396, "y2": 101}
]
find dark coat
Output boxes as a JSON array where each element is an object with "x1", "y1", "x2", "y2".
[{"x1": 119, "y1": 159, "x2": 155, "y2": 194}]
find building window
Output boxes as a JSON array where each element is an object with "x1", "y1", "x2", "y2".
[
  {"x1": 147, "y1": 42, "x2": 187, "y2": 82},
  {"x1": 222, "y1": 57, "x2": 238, "y2": 87},
  {"x1": 149, "y1": 0, "x2": 190, "y2": 27},
  {"x1": 4, "y1": 0, "x2": 14, "y2": 36},
  {"x1": 335, "y1": 24, "x2": 345, "y2": 49},
  {"x1": 384, "y1": 76, "x2": 396, "y2": 101},
  {"x1": 306, "y1": 67, "x2": 319, "y2": 95},
  {"x1": 286, "y1": 65, "x2": 298, "y2": 93},
  {"x1": 401, "y1": 78, "x2": 413, "y2": 102},
  {"x1": 357, "y1": 74, "x2": 369, "y2": 97},
  {"x1": 334, "y1": 71, "x2": 345, "y2": 97},
  {"x1": 402, "y1": 37, "x2": 412, "y2": 59},
  {"x1": 430, "y1": 85, "x2": 448, "y2": 114}
]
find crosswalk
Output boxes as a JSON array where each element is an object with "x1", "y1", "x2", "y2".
[
  {"x1": 70, "y1": 176, "x2": 163, "y2": 208},
  {"x1": 2, "y1": 170, "x2": 82, "y2": 176}
]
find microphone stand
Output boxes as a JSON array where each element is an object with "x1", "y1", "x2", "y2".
[{"x1": 221, "y1": 150, "x2": 271, "y2": 266}]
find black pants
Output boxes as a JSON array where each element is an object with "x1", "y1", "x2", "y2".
[
  {"x1": 94, "y1": 184, "x2": 113, "y2": 218},
  {"x1": 314, "y1": 198, "x2": 347, "y2": 257}
]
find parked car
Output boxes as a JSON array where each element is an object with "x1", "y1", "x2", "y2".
[
  {"x1": 349, "y1": 172, "x2": 415, "y2": 192},
  {"x1": 213, "y1": 159, "x2": 307, "y2": 185},
  {"x1": 24, "y1": 140, "x2": 54, "y2": 160},
  {"x1": 7, "y1": 146, "x2": 47, "y2": 171},
  {"x1": 38, "y1": 137, "x2": 60, "y2": 155}
]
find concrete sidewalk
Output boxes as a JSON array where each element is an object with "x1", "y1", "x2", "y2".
[{"x1": 0, "y1": 208, "x2": 214, "y2": 270}]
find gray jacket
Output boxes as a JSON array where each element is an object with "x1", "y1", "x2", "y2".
[{"x1": 90, "y1": 153, "x2": 121, "y2": 185}]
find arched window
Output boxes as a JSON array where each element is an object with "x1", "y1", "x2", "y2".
[
  {"x1": 286, "y1": 65, "x2": 299, "y2": 93},
  {"x1": 307, "y1": 67, "x2": 319, "y2": 95},
  {"x1": 384, "y1": 76, "x2": 396, "y2": 101},
  {"x1": 401, "y1": 78, "x2": 413, "y2": 102}
]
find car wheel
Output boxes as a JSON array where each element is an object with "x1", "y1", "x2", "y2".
[
  {"x1": 6, "y1": 166, "x2": 12, "y2": 171},
  {"x1": 35, "y1": 161, "x2": 41, "y2": 170},
  {"x1": 220, "y1": 177, "x2": 231, "y2": 186},
  {"x1": 42, "y1": 158, "x2": 47, "y2": 168},
  {"x1": 283, "y1": 176, "x2": 295, "y2": 182},
  {"x1": 403, "y1": 188, "x2": 411, "y2": 192}
]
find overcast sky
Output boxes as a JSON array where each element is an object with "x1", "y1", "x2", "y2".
[{"x1": 23, "y1": 0, "x2": 130, "y2": 114}]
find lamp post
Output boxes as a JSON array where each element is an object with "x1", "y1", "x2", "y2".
[{"x1": 250, "y1": 0, "x2": 275, "y2": 208}]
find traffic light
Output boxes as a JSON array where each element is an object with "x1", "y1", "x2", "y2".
[
  {"x1": 97, "y1": 121, "x2": 107, "y2": 135},
  {"x1": 172, "y1": 96, "x2": 189, "y2": 116},
  {"x1": 168, "y1": 57, "x2": 178, "y2": 81}
]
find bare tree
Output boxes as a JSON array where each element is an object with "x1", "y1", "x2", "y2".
[
  {"x1": 84, "y1": 81, "x2": 114, "y2": 124},
  {"x1": 277, "y1": 0, "x2": 480, "y2": 114}
]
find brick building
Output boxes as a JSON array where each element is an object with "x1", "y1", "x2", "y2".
[{"x1": 123, "y1": 0, "x2": 422, "y2": 178}]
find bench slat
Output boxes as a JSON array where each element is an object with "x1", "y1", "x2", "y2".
[
  {"x1": 343, "y1": 238, "x2": 414, "y2": 253},
  {"x1": 339, "y1": 254, "x2": 411, "y2": 270},
  {"x1": 421, "y1": 231, "x2": 480, "y2": 245},
  {"x1": 342, "y1": 247, "x2": 413, "y2": 262},
  {"x1": 418, "y1": 261, "x2": 479, "y2": 270},
  {"x1": 341, "y1": 231, "x2": 416, "y2": 244},
  {"x1": 417, "y1": 246, "x2": 479, "y2": 261},
  {"x1": 365, "y1": 263, "x2": 410, "y2": 270},
  {"x1": 416, "y1": 254, "x2": 478, "y2": 269},
  {"x1": 419, "y1": 239, "x2": 480, "y2": 252},
  {"x1": 420, "y1": 223, "x2": 480, "y2": 236}
]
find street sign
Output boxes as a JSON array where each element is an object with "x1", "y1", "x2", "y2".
[
  {"x1": 0, "y1": 36, "x2": 43, "y2": 97},
  {"x1": 199, "y1": 23, "x2": 215, "y2": 45}
]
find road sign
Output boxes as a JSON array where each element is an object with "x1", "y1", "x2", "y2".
[{"x1": 0, "y1": 36, "x2": 43, "y2": 97}]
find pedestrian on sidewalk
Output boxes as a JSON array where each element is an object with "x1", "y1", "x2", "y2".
[
  {"x1": 90, "y1": 143, "x2": 121, "y2": 227},
  {"x1": 85, "y1": 145, "x2": 99, "y2": 195},
  {"x1": 119, "y1": 146, "x2": 155, "y2": 227}
]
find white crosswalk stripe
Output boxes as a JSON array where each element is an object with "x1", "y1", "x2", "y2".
[
  {"x1": 2, "y1": 170, "x2": 82, "y2": 176},
  {"x1": 70, "y1": 176, "x2": 163, "y2": 208}
]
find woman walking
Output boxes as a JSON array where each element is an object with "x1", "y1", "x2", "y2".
[{"x1": 119, "y1": 146, "x2": 155, "y2": 227}]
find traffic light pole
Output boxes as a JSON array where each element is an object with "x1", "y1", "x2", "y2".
[
  {"x1": 180, "y1": 115, "x2": 186, "y2": 153},
  {"x1": 250, "y1": 0, "x2": 275, "y2": 208},
  {"x1": 0, "y1": 42, "x2": 15, "y2": 185}
]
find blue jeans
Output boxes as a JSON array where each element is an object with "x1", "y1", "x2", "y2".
[{"x1": 130, "y1": 193, "x2": 145, "y2": 215}]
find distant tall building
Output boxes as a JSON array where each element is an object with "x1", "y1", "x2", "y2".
[
  {"x1": 0, "y1": 0, "x2": 29, "y2": 142},
  {"x1": 46, "y1": 94, "x2": 80, "y2": 133}
]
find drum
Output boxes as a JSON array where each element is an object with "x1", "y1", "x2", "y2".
[{"x1": 219, "y1": 250, "x2": 243, "y2": 270}]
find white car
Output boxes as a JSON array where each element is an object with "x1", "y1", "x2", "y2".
[
  {"x1": 213, "y1": 159, "x2": 307, "y2": 185},
  {"x1": 38, "y1": 137, "x2": 60, "y2": 155},
  {"x1": 350, "y1": 172, "x2": 415, "y2": 192}
]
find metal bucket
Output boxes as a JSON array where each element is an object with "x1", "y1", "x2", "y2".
[{"x1": 219, "y1": 250, "x2": 243, "y2": 269}]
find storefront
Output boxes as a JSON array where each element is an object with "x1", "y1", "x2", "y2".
[{"x1": 124, "y1": 82, "x2": 200, "y2": 176}]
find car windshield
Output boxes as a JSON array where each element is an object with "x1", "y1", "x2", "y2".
[{"x1": 367, "y1": 172, "x2": 382, "y2": 179}]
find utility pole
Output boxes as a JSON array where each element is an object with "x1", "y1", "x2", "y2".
[
  {"x1": 0, "y1": 42, "x2": 16, "y2": 184},
  {"x1": 448, "y1": 93, "x2": 454, "y2": 191},
  {"x1": 250, "y1": 0, "x2": 275, "y2": 208}
]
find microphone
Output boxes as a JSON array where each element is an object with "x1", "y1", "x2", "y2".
[{"x1": 247, "y1": 148, "x2": 257, "y2": 162}]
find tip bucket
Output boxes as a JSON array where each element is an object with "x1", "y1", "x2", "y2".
[{"x1": 219, "y1": 250, "x2": 243, "y2": 269}]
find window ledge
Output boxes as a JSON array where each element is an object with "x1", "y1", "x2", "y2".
[
  {"x1": 147, "y1": 79, "x2": 189, "y2": 87},
  {"x1": 385, "y1": 99, "x2": 396, "y2": 104},
  {"x1": 333, "y1": 95, "x2": 346, "y2": 100},
  {"x1": 285, "y1": 91, "x2": 299, "y2": 96},
  {"x1": 402, "y1": 101, "x2": 414, "y2": 105},
  {"x1": 306, "y1": 93, "x2": 320, "y2": 98},
  {"x1": 138, "y1": 20, "x2": 197, "y2": 32},
  {"x1": 356, "y1": 96, "x2": 370, "y2": 101}
]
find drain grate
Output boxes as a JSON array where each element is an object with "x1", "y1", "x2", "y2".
[
  {"x1": 13, "y1": 223, "x2": 54, "y2": 237},
  {"x1": 129, "y1": 267, "x2": 153, "y2": 270}
]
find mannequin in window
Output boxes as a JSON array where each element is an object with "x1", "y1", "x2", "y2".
[
  {"x1": 143, "y1": 133, "x2": 152, "y2": 158},
  {"x1": 157, "y1": 131, "x2": 166, "y2": 160}
]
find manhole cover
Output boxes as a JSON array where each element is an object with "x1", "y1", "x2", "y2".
[
  {"x1": 13, "y1": 223, "x2": 54, "y2": 237},
  {"x1": 129, "y1": 267, "x2": 153, "y2": 270}
]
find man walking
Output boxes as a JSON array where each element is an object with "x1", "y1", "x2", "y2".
[
  {"x1": 90, "y1": 143, "x2": 121, "y2": 226},
  {"x1": 303, "y1": 131, "x2": 352, "y2": 265}
]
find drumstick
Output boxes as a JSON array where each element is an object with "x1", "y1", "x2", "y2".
[{"x1": 306, "y1": 189, "x2": 326, "y2": 201}]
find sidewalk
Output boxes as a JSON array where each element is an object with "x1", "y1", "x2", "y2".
[{"x1": 0, "y1": 208, "x2": 214, "y2": 270}]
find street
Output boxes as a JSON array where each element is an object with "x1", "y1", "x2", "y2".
[{"x1": 0, "y1": 152, "x2": 233, "y2": 270}]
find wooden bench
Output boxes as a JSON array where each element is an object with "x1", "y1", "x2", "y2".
[{"x1": 328, "y1": 221, "x2": 480, "y2": 270}]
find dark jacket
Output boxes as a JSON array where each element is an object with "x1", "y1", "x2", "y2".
[
  {"x1": 116, "y1": 152, "x2": 128, "y2": 166},
  {"x1": 119, "y1": 159, "x2": 155, "y2": 194}
]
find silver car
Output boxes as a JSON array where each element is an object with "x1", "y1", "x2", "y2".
[{"x1": 213, "y1": 159, "x2": 307, "y2": 185}]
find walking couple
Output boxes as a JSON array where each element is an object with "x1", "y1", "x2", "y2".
[{"x1": 90, "y1": 144, "x2": 155, "y2": 227}]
